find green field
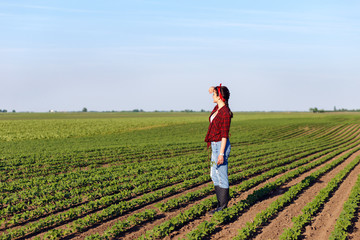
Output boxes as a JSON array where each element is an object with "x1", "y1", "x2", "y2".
[{"x1": 2, "y1": 112, "x2": 360, "y2": 239}]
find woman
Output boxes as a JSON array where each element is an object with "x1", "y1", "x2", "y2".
[{"x1": 205, "y1": 84, "x2": 233, "y2": 214}]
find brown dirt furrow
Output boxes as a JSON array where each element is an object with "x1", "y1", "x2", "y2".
[
  {"x1": 302, "y1": 154, "x2": 360, "y2": 239},
  {"x1": 165, "y1": 144, "x2": 352, "y2": 240},
  {"x1": 251, "y1": 148, "x2": 360, "y2": 240},
  {"x1": 207, "y1": 146, "x2": 360, "y2": 240}
]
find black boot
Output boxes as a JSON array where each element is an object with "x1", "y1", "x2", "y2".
[
  {"x1": 209, "y1": 185, "x2": 220, "y2": 215},
  {"x1": 215, "y1": 187, "x2": 229, "y2": 212},
  {"x1": 215, "y1": 185, "x2": 220, "y2": 208}
]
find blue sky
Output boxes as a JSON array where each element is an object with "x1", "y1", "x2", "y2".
[{"x1": 1, "y1": 0, "x2": 359, "y2": 112}]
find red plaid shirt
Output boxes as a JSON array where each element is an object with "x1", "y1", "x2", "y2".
[{"x1": 204, "y1": 105, "x2": 231, "y2": 145}]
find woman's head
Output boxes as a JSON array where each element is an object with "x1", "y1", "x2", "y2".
[
  {"x1": 213, "y1": 85, "x2": 230, "y2": 103},
  {"x1": 213, "y1": 85, "x2": 233, "y2": 118}
]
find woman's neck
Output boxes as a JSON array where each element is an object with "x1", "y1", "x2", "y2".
[{"x1": 217, "y1": 101, "x2": 225, "y2": 109}]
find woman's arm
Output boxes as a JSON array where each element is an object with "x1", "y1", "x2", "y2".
[{"x1": 217, "y1": 137, "x2": 227, "y2": 165}]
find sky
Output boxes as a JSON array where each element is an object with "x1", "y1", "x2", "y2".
[{"x1": 1, "y1": 0, "x2": 360, "y2": 112}]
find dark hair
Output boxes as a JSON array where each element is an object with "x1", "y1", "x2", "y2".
[{"x1": 214, "y1": 85, "x2": 233, "y2": 118}]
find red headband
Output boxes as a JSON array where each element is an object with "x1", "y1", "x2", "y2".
[{"x1": 217, "y1": 83, "x2": 226, "y2": 102}]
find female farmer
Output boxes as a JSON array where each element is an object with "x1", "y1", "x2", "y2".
[{"x1": 205, "y1": 84, "x2": 233, "y2": 214}]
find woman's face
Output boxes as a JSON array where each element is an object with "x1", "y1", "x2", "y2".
[{"x1": 213, "y1": 91, "x2": 220, "y2": 103}]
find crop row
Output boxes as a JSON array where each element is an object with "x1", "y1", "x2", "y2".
[
  {"x1": 3, "y1": 127, "x2": 353, "y2": 230},
  {"x1": 187, "y1": 145, "x2": 360, "y2": 240},
  {"x1": 235, "y1": 152, "x2": 360, "y2": 240},
  {"x1": 2, "y1": 126, "x2": 330, "y2": 194},
  {"x1": 0, "y1": 143, "x2": 205, "y2": 182},
  {"x1": 2, "y1": 122, "x2": 351, "y2": 194},
  {"x1": 86, "y1": 136, "x2": 360, "y2": 239},
  {"x1": 0, "y1": 158, "x2": 208, "y2": 218},
  {"x1": 279, "y1": 156, "x2": 360, "y2": 240},
  {"x1": 157, "y1": 144, "x2": 338, "y2": 212},
  {"x1": 0, "y1": 124, "x2": 354, "y2": 240},
  {"x1": 1, "y1": 129, "x2": 352, "y2": 238},
  {"x1": 30, "y1": 209, "x2": 158, "y2": 240},
  {"x1": 0, "y1": 140, "x2": 286, "y2": 196},
  {"x1": 1, "y1": 140, "x2": 314, "y2": 222},
  {"x1": 0, "y1": 148, "x2": 307, "y2": 230},
  {"x1": 139, "y1": 142, "x2": 360, "y2": 239},
  {"x1": 2, "y1": 127, "x2": 345, "y2": 222},
  {"x1": 0, "y1": 143, "x2": 319, "y2": 235},
  {"x1": 1, "y1": 120, "x2": 346, "y2": 183},
  {"x1": 329, "y1": 173, "x2": 360, "y2": 240},
  {"x1": 155, "y1": 130, "x2": 360, "y2": 212}
]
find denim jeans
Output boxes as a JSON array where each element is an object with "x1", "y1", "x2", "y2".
[{"x1": 210, "y1": 139, "x2": 231, "y2": 188}]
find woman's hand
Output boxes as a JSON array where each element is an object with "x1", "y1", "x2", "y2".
[
  {"x1": 209, "y1": 87, "x2": 214, "y2": 94},
  {"x1": 217, "y1": 154, "x2": 224, "y2": 165}
]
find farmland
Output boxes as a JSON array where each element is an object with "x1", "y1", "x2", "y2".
[{"x1": 1, "y1": 111, "x2": 360, "y2": 240}]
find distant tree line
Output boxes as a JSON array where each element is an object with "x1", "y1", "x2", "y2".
[
  {"x1": 310, "y1": 106, "x2": 360, "y2": 113},
  {"x1": 309, "y1": 107, "x2": 325, "y2": 113},
  {"x1": 132, "y1": 109, "x2": 144, "y2": 112},
  {"x1": 0, "y1": 107, "x2": 209, "y2": 113},
  {"x1": 0, "y1": 109, "x2": 16, "y2": 113},
  {"x1": 154, "y1": 109, "x2": 207, "y2": 112},
  {"x1": 333, "y1": 106, "x2": 360, "y2": 112},
  {"x1": 46, "y1": 108, "x2": 208, "y2": 113},
  {"x1": 82, "y1": 108, "x2": 207, "y2": 113}
]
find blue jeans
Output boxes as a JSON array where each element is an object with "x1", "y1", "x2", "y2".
[{"x1": 210, "y1": 139, "x2": 231, "y2": 188}]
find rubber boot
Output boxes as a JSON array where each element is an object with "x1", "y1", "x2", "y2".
[
  {"x1": 209, "y1": 185, "x2": 220, "y2": 215},
  {"x1": 215, "y1": 185, "x2": 220, "y2": 208},
  {"x1": 215, "y1": 187, "x2": 229, "y2": 212}
]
